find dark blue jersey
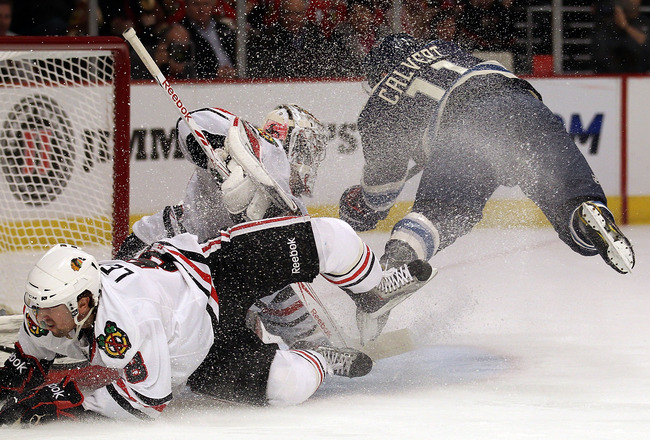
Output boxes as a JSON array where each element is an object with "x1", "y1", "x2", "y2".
[{"x1": 357, "y1": 40, "x2": 534, "y2": 209}]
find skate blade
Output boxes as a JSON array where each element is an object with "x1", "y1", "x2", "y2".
[{"x1": 581, "y1": 203, "x2": 634, "y2": 273}]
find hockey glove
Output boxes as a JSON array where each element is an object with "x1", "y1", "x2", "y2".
[
  {"x1": 0, "y1": 343, "x2": 51, "y2": 404},
  {"x1": 339, "y1": 185, "x2": 390, "y2": 232},
  {"x1": 0, "y1": 376, "x2": 85, "y2": 427}
]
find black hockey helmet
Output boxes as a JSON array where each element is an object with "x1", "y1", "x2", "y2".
[{"x1": 363, "y1": 33, "x2": 419, "y2": 88}]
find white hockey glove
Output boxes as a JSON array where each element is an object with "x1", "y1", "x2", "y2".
[
  {"x1": 221, "y1": 162, "x2": 257, "y2": 216},
  {"x1": 221, "y1": 163, "x2": 272, "y2": 221}
]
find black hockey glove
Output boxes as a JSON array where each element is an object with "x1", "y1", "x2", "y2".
[
  {"x1": 114, "y1": 232, "x2": 148, "y2": 260},
  {"x1": 0, "y1": 376, "x2": 85, "y2": 427},
  {"x1": 339, "y1": 185, "x2": 390, "y2": 231},
  {"x1": 0, "y1": 343, "x2": 51, "y2": 403}
]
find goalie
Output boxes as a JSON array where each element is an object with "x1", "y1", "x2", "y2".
[
  {"x1": 118, "y1": 104, "x2": 333, "y2": 349},
  {"x1": 0, "y1": 214, "x2": 434, "y2": 424}
]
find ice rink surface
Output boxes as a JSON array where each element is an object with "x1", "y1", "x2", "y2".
[{"x1": 2, "y1": 224, "x2": 649, "y2": 439}]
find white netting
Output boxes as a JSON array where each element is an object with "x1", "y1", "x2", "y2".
[{"x1": 0, "y1": 48, "x2": 119, "y2": 313}]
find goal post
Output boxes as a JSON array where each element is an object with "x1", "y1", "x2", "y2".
[{"x1": 0, "y1": 36, "x2": 130, "y2": 313}]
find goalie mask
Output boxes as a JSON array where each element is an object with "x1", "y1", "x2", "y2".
[
  {"x1": 24, "y1": 243, "x2": 101, "y2": 331},
  {"x1": 263, "y1": 104, "x2": 327, "y2": 196}
]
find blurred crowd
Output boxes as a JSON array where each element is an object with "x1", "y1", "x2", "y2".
[
  {"x1": 0, "y1": 0, "x2": 520, "y2": 78},
  {"x1": 1, "y1": 0, "x2": 648, "y2": 77}
]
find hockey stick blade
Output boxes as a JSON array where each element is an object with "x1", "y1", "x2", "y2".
[{"x1": 355, "y1": 328, "x2": 415, "y2": 360}]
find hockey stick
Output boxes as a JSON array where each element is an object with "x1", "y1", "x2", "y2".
[
  {"x1": 122, "y1": 27, "x2": 231, "y2": 180},
  {"x1": 122, "y1": 28, "x2": 298, "y2": 213},
  {"x1": 291, "y1": 281, "x2": 351, "y2": 348}
]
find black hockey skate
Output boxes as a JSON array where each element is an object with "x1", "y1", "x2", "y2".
[
  {"x1": 312, "y1": 345, "x2": 373, "y2": 378},
  {"x1": 572, "y1": 201, "x2": 635, "y2": 274},
  {"x1": 357, "y1": 260, "x2": 436, "y2": 316},
  {"x1": 354, "y1": 260, "x2": 437, "y2": 344}
]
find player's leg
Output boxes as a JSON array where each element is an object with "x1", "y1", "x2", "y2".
[
  {"x1": 490, "y1": 87, "x2": 634, "y2": 273},
  {"x1": 380, "y1": 99, "x2": 501, "y2": 269},
  {"x1": 187, "y1": 311, "x2": 371, "y2": 406},
  {"x1": 310, "y1": 217, "x2": 436, "y2": 344},
  {"x1": 266, "y1": 345, "x2": 372, "y2": 405},
  {"x1": 204, "y1": 216, "x2": 435, "y2": 344}
]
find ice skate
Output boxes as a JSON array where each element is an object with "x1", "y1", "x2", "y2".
[
  {"x1": 380, "y1": 239, "x2": 419, "y2": 269},
  {"x1": 572, "y1": 201, "x2": 635, "y2": 274},
  {"x1": 357, "y1": 259, "x2": 437, "y2": 316},
  {"x1": 310, "y1": 345, "x2": 373, "y2": 378},
  {"x1": 355, "y1": 260, "x2": 437, "y2": 344}
]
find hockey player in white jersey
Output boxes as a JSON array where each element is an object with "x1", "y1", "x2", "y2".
[
  {"x1": 0, "y1": 213, "x2": 434, "y2": 425},
  {"x1": 117, "y1": 104, "x2": 331, "y2": 348}
]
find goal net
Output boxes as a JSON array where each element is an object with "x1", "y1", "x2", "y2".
[{"x1": 0, "y1": 37, "x2": 130, "y2": 314}]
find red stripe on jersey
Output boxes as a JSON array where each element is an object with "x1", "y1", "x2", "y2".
[
  {"x1": 116, "y1": 379, "x2": 137, "y2": 402},
  {"x1": 229, "y1": 215, "x2": 308, "y2": 236},
  {"x1": 328, "y1": 244, "x2": 372, "y2": 285},
  {"x1": 116, "y1": 379, "x2": 167, "y2": 413},
  {"x1": 201, "y1": 234, "x2": 227, "y2": 253},
  {"x1": 166, "y1": 248, "x2": 219, "y2": 305},
  {"x1": 211, "y1": 107, "x2": 235, "y2": 117}
]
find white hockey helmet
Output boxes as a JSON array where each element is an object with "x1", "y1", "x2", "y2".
[
  {"x1": 262, "y1": 104, "x2": 328, "y2": 196},
  {"x1": 24, "y1": 243, "x2": 101, "y2": 329}
]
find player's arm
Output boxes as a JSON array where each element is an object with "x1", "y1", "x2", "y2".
[
  {"x1": 176, "y1": 107, "x2": 233, "y2": 170},
  {"x1": 80, "y1": 262, "x2": 181, "y2": 421},
  {"x1": 0, "y1": 332, "x2": 89, "y2": 427},
  {"x1": 339, "y1": 111, "x2": 410, "y2": 231},
  {"x1": 78, "y1": 323, "x2": 174, "y2": 421}
]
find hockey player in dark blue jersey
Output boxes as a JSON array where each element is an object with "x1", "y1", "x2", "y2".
[{"x1": 340, "y1": 33, "x2": 635, "y2": 339}]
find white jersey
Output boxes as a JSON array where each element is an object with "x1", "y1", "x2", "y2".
[
  {"x1": 134, "y1": 107, "x2": 306, "y2": 244},
  {"x1": 18, "y1": 234, "x2": 217, "y2": 420}
]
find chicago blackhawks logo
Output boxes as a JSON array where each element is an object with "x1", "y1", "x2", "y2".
[
  {"x1": 25, "y1": 312, "x2": 49, "y2": 337},
  {"x1": 70, "y1": 257, "x2": 85, "y2": 271},
  {"x1": 96, "y1": 320, "x2": 131, "y2": 359}
]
